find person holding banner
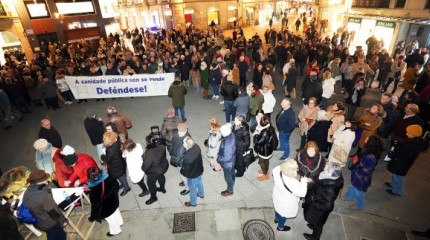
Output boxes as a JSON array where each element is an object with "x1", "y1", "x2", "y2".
[{"x1": 168, "y1": 77, "x2": 188, "y2": 123}]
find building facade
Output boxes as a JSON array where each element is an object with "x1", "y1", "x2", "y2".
[{"x1": 315, "y1": 0, "x2": 430, "y2": 54}]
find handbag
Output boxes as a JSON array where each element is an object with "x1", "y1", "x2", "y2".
[
  {"x1": 331, "y1": 144, "x2": 349, "y2": 164},
  {"x1": 243, "y1": 149, "x2": 255, "y2": 168},
  {"x1": 347, "y1": 155, "x2": 360, "y2": 170},
  {"x1": 279, "y1": 171, "x2": 292, "y2": 193}
]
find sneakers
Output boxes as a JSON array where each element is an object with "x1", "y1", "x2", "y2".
[
  {"x1": 64, "y1": 101, "x2": 73, "y2": 105},
  {"x1": 386, "y1": 189, "x2": 401, "y2": 196},
  {"x1": 219, "y1": 100, "x2": 224, "y2": 104},
  {"x1": 212, "y1": 95, "x2": 216, "y2": 99},
  {"x1": 276, "y1": 226, "x2": 291, "y2": 231}
]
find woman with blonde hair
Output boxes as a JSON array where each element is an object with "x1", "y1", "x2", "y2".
[
  {"x1": 160, "y1": 108, "x2": 181, "y2": 145},
  {"x1": 297, "y1": 97, "x2": 320, "y2": 152},
  {"x1": 272, "y1": 159, "x2": 308, "y2": 231},
  {"x1": 101, "y1": 131, "x2": 130, "y2": 197},
  {"x1": 206, "y1": 117, "x2": 223, "y2": 171}
]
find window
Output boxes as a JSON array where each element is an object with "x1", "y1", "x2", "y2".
[
  {"x1": 56, "y1": 2, "x2": 95, "y2": 15},
  {"x1": 25, "y1": 1, "x2": 50, "y2": 19},
  {"x1": 352, "y1": 0, "x2": 389, "y2": 8},
  {"x1": 395, "y1": 0, "x2": 406, "y2": 8}
]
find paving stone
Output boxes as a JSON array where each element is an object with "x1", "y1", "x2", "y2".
[{"x1": 215, "y1": 208, "x2": 241, "y2": 232}]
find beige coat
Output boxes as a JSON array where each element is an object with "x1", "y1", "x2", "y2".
[
  {"x1": 358, "y1": 110, "x2": 384, "y2": 148},
  {"x1": 327, "y1": 108, "x2": 345, "y2": 142},
  {"x1": 298, "y1": 106, "x2": 320, "y2": 136}
]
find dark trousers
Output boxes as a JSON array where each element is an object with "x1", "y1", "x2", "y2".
[
  {"x1": 384, "y1": 77, "x2": 400, "y2": 93},
  {"x1": 346, "y1": 104, "x2": 357, "y2": 119},
  {"x1": 45, "y1": 97, "x2": 59, "y2": 110},
  {"x1": 60, "y1": 90, "x2": 73, "y2": 102},
  {"x1": 240, "y1": 75, "x2": 247, "y2": 87},
  {"x1": 147, "y1": 174, "x2": 166, "y2": 200},
  {"x1": 117, "y1": 174, "x2": 130, "y2": 191},
  {"x1": 300, "y1": 134, "x2": 307, "y2": 149},
  {"x1": 45, "y1": 223, "x2": 66, "y2": 240},
  {"x1": 258, "y1": 157, "x2": 270, "y2": 174},
  {"x1": 137, "y1": 177, "x2": 148, "y2": 192},
  {"x1": 308, "y1": 223, "x2": 324, "y2": 240},
  {"x1": 235, "y1": 150, "x2": 245, "y2": 177}
]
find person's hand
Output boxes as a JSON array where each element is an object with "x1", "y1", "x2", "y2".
[
  {"x1": 357, "y1": 86, "x2": 361, "y2": 90},
  {"x1": 74, "y1": 180, "x2": 80, "y2": 187},
  {"x1": 307, "y1": 178, "x2": 313, "y2": 183},
  {"x1": 6, "y1": 197, "x2": 14, "y2": 204},
  {"x1": 63, "y1": 222, "x2": 68, "y2": 227},
  {"x1": 97, "y1": 117, "x2": 102, "y2": 121},
  {"x1": 365, "y1": 123, "x2": 371, "y2": 126},
  {"x1": 64, "y1": 181, "x2": 71, "y2": 187}
]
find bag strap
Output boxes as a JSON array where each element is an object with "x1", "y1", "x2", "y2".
[
  {"x1": 279, "y1": 171, "x2": 292, "y2": 193},
  {"x1": 101, "y1": 181, "x2": 105, "y2": 198}
]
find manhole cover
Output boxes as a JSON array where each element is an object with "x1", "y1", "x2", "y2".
[
  {"x1": 243, "y1": 219, "x2": 275, "y2": 240},
  {"x1": 173, "y1": 212, "x2": 195, "y2": 233}
]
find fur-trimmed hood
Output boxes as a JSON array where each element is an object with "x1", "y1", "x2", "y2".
[{"x1": 364, "y1": 108, "x2": 386, "y2": 120}]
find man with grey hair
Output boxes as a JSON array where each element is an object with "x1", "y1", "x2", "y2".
[
  {"x1": 180, "y1": 136, "x2": 204, "y2": 207},
  {"x1": 276, "y1": 98, "x2": 295, "y2": 160}
]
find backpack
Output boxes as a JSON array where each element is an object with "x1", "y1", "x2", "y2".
[{"x1": 17, "y1": 190, "x2": 45, "y2": 224}]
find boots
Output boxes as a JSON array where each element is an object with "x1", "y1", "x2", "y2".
[{"x1": 257, "y1": 171, "x2": 269, "y2": 181}]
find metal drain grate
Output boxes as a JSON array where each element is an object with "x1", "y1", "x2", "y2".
[
  {"x1": 242, "y1": 219, "x2": 275, "y2": 240},
  {"x1": 173, "y1": 212, "x2": 195, "y2": 233}
]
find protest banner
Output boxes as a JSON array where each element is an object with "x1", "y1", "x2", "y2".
[{"x1": 65, "y1": 73, "x2": 175, "y2": 99}]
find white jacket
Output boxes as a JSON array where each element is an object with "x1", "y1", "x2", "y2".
[
  {"x1": 327, "y1": 126, "x2": 355, "y2": 166},
  {"x1": 322, "y1": 78, "x2": 336, "y2": 98},
  {"x1": 261, "y1": 91, "x2": 276, "y2": 114},
  {"x1": 56, "y1": 78, "x2": 70, "y2": 92},
  {"x1": 272, "y1": 166, "x2": 307, "y2": 218},
  {"x1": 122, "y1": 143, "x2": 145, "y2": 183}
]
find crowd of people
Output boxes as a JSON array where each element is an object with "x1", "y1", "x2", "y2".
[{"x1": 1, "y1": 8, "x2": 430, "y2": 240}]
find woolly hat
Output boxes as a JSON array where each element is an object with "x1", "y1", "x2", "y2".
[
  {"x1": 177, "y1": 123, "x2": 188, "y2": 132},
  {"x1": 406, "y1": 125, "x2": 422, "y2": 137},
  {"x1": 63, "y1": 155, "x2": 78, "y2": 166},
  {"x1": 61, "y1": 145, "x2": 75, "y2": 156},
  {"x1": 220, "y1": 123, "x2": 232, "y2": 136},
  {"x1": 33, "y1": 139, "x2": 48, "y2": 150}
]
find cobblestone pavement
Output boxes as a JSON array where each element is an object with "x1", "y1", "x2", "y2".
[{"x1": 3, "y1": 20, "x2": 430, "y2": 240}]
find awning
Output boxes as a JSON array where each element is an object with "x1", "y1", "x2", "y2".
[{"x1": 345, "y1": 13, "x2": 430, "y2": 25}]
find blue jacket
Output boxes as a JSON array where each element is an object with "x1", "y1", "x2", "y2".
[
  {"x1": 217, "y1": 133, "x2": 236, "y2": 169},
  {"x1": 351, "y1": 150, "x2": 377, "y2": 192},
  {"x1": 276, "y1": 107, "x2": 295, "y2": 133},
  {"x1": 209, "y1": 67, "x2": 222, "y2": 86},
  {"x1": 234, "y1": 93, "x2": 250, "y2": 115},
  {"x1": 377, "y1": 102, "x2": 396, "y2": 138}
]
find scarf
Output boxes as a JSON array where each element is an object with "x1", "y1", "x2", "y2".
[
  {"x1": 36, "y1": 144, "x2": 54, "y2": 175},
  {"x1": 88, "y1": 170, "x2": 109, "y2": 187},
  {"x1": 351, "y1": 82, "x2": 363, "y2": 103}
]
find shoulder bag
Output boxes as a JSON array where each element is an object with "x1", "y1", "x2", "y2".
[{"x1": 279, "y1": 171, "x2": 292, "y2": 193}]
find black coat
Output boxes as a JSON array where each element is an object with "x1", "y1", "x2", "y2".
[
  {"x1": 180, "y1": 144, "x2": 204, "y2": 179},
  {"x1": 388, "y1": 138, "x2": 429, "y2": 176},
  {"x1": 233, "y1": 124, "x2": 251, "y2": 153},
  {"x1": 178, "y1": 60, "x2": 190, "y2": 81},
  {"x1": 39, "y1": 126, "x2": 62, "y2": 148},
  {"x1": 0, "y1": 209, "x2": 24, "y2": 240},
  {"x1": 285, "y1": 67, "x2": 298, "y2": 92},
  {"x1": 295, "y1": 150, "x2": 326, "y2": 184},
  {"x1": 84, "y1": 117, "x2": 104, "y2": 145},
  {"x1": 307, "y1": 120, "x2": 332, "y2": 151},
  {"x1": 101, "y1": 141, "x2": 126, "y2": 179},
  {"x1": 142, "y1": 143, "x2": 169, "y2": 176},
  {"x1": 346, "y1": 84, "x2": 366, "y2": 106},
  {"x1": 253, "y1": 127, "x2": 275, "y2": 157},
  {"x1": 221, "y1": 81, "x2": 239, "y2": 101},
  {"x1": 88, "y1": 176, "x2": 119, "y2": 222},
  {"x1": 304, "y1": 176, "x2": 344, "y2": 226},
  {"x1": 252, "y1": 69, "x2": 263, "y2": 88},
  {"x1": 302, "y1": 79, "x2": 322, "y2": 104},
  {"x1": 238, "y1": 61, "x2": 248, "y2": 77}
]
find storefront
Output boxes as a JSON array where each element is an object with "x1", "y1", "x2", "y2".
[
  {"x1": 258, "y1": 3, "x2": 274, "y2": 25},
  {"x1": 207, "y1": 6, "x2": 220, "y2": 26},
  {"x1": 346, "y1": 17, "x2": 396, "y2": 53},
  {"x1": 245, "y1": 6, "x2": 255, "y2": 26},
  {"x1": 227, "y1": 5, "x2": 238, "y2": 28}
]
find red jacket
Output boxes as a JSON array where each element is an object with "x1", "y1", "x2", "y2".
[
  {"x1": 67, "y1": 153, "x2": 98, "y2": 184},
  {"x1": 52, "y1": 149, "x2": 74, "y2": 188}
]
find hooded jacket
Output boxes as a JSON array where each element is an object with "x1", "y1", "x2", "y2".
[
  {"x1": 168, "y1": 81, "x2": 187, "y2": 107},
  {"x1": 142, "y1": 142, "x2": 169, "y2": 176}
]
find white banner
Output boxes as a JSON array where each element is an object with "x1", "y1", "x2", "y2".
[{"x1": 65, "y1": 73, "x2": 175, "y2": 99}]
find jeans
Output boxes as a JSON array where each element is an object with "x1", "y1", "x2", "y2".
[
  {"x1": 391, "y1": 174, "x2": 404, "y2": 195},
  {"x1": 345, "y1": 185, "x2": 365, "y2": 209},
  {"x1": 223, "y1": 167, "x2": 235, "y2": 192},
  {"x1": 96, "y1": 143, "x2": 103, "y2": 163},
  {"x1": 147, "y1": 174, "x2": 166, "y2": 199},
  {"x1": 194, "y1": 79, "x2": 200, "y2": 93},
  {"x1": 224, "y1": 100, "x2": 236, "y2": 123},
  {"x1": 298, "y1": 61, "x2": 306, "y2": 75},
  {"x1": 117, "y1": 174, "x2": 130, "y2": 191},
  {"x1": 279, "y1": 131, "x2": 291, "y2": 158},
  {"x1": 60, "y1": 90, "x2": 73, "y2": 102},
  {"x1": 45, "y1": 223, "x2": 66, "y2": 240},
  {"x1": 275, "y1": 211, "x2": 287, "y2": 229},
  {"x1": 321, "y1": 97, "x2": 328, "y2": 110},
  {"x1": 174, "y1": 105, "x2": 186, "y2": 122},
  {"x1": 212, "y1": 85, "x2": 220, "y2": 96},
  {"x1": 237, "y1": 112, "x2": 247, "y2": 119},
  {"x1": 187, "y1": 175, "x2": 205, "y2": 205},
  {"x1": 250, "y1": 115, "x2": 257, "y2": 132},
  {"x1": 300, "y1": 134, "x2": 307, "y2": 149}
]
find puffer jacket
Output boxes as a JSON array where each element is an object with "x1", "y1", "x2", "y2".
[
  {"x1": 304, "y1": 175, "x2": 344, "y2": 226},
  {"x1": 67, "y1": 153, "x2": 98, "y2": 184},
  {"x1": 233, "y1": 123, "x2": 251, "y2": 153},
  {"x1": 207, "y1": 130, "x2": 222, "y2": 158},
  {"x1": 101, "y1": 140, "x2": 127, "y2": 179},
  {"x1": 142, "y1": 143, "x2": 169, "y2": 176},
  {"x1": 160, "y1": 116, "x2": 180, "y2": 144},
  {"x1": 217, "y1": 133, "x2": 237, "y2": 169},
  {"x1": 253, "y1": 124, "x2": 275, "y2": 159}
]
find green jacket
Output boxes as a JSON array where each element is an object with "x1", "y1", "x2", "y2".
[
  {"x1": 200, "y1": 68, "x2": 209, "y2": 89},
  {"x1": 249, "y1": 91, "x2": 264, "y2": 116},
  {"x1": 168, "y1": 82, "x2": 187, "y2": 107}
]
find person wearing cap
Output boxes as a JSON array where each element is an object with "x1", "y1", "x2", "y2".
[
  {"x1": 63, "y1": 148, "x2": 98, "y2": 187},
  {"x1": 217, "y1": 123, "x2": 237, "y2": 196},
  {"x1": 168, "y1": 76, "x2": 188, "y2": 122},
  {"x1": 39, "y1": 119, "x2": 62, "y2": 148},
  {"x1": 23, "y1": 170, "x2": 68, "y2": 240},
  {"x1": 84, "y1": 110, "x2": 105, "y2": 162},
  {"x1": 386, "y1": 125, "x2": 428, "y2": 196},
  {"x1": 33, "y1": 139, "x2": 57, "y2": 176},
  {"x1": 391, "y1": 104, "x2": 424, "y2": 144},
  {"x1": 51, "y1": 146, "x2": 74, "y2": 188},
  {"x1": 168, "y1": 123, "x2": 190, "y2": 195}
]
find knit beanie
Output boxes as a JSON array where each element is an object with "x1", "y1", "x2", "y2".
[{"x1": 406, "y1": 125, "x2": 422, "y2": 137}]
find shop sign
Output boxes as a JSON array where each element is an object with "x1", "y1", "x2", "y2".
[
  {"x1": 376, "y1": 20, "x2": 395, "y2": 29},
  {"x1": 348, "y1": 17, "x2": 361, "y2": 24}
]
